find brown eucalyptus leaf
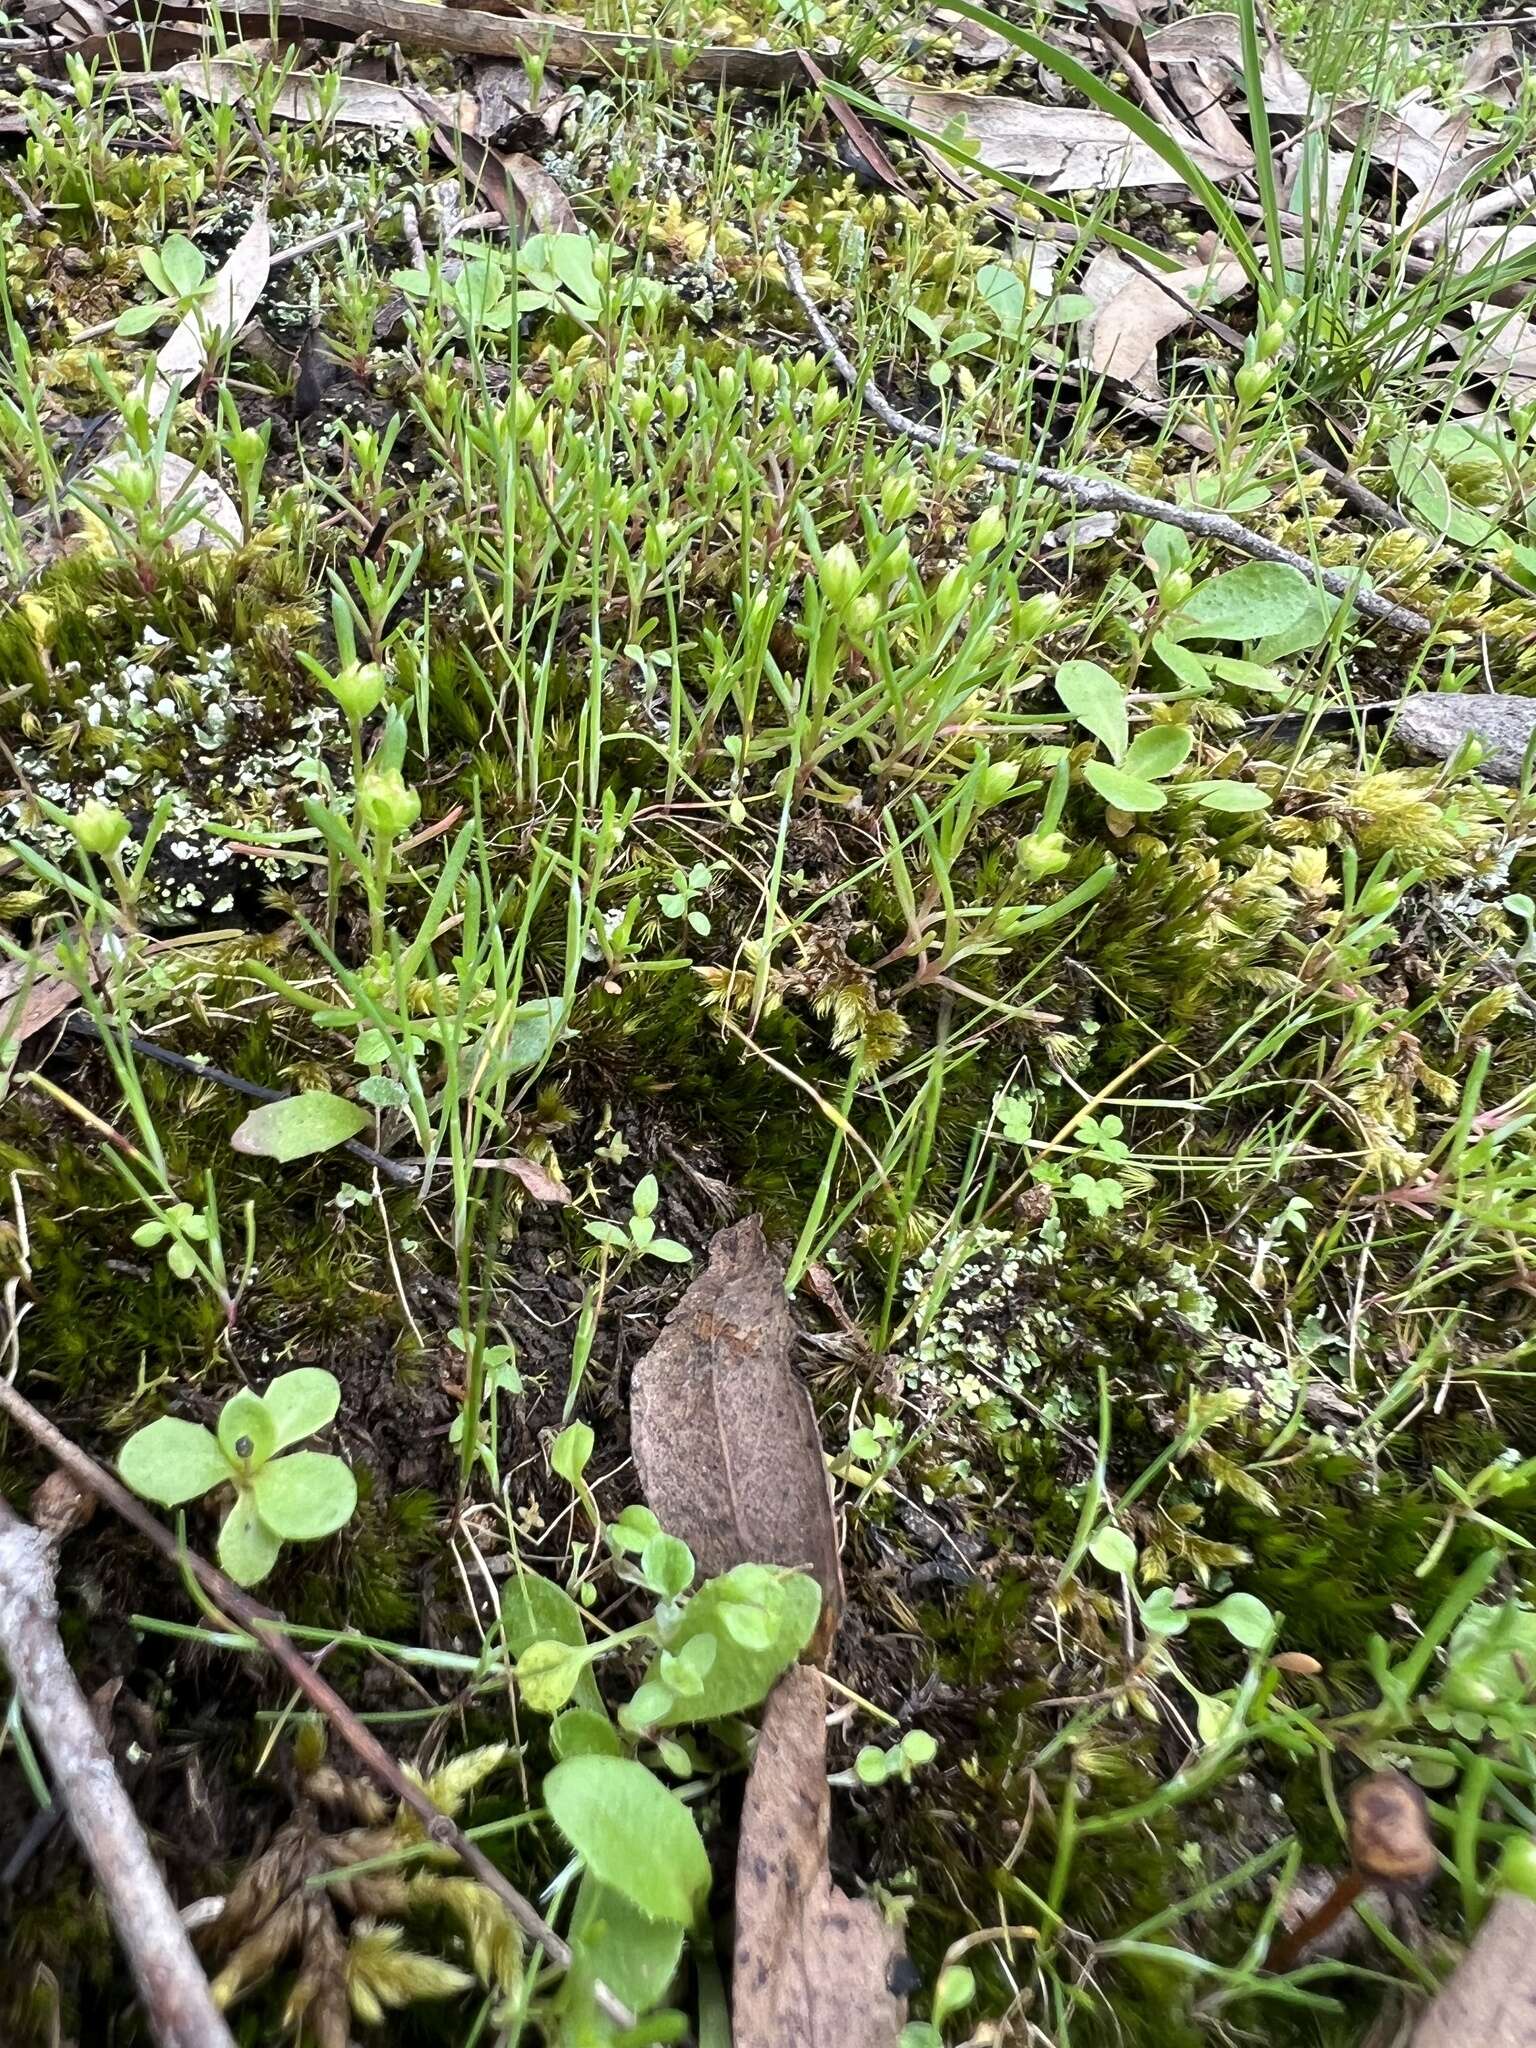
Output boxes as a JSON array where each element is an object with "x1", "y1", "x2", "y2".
[
  {"x1": 733, "y1": 1666, "x2": 906, "y2": 2048},
  {"x1": 164, "y1": 53, "x2": 471, "y2": 128},
  {"x1": 870, "y1": 79, "x2": 1247, "y2": 192},
  {"x1": 1078, "y1": 247, "x2": 1247, "y2": 393},
  {"x1": 150, "y1": 205, "x2": 270, "y2": 421},
  {"x1": 1412, "y1": 1890, "x2": 1536, "y2": 2047},
  {"x1": 630, "y1": 1217, "x2": 843, "y2": 1655},
  {"x1": 1146, "y1": 13, "x2": 1314, "y2": 118}
]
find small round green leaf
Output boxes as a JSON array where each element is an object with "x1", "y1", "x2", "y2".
[
  {"x1": 230, "y1": 1091, "x2": 371, "y2": 1163},
  {"x1": 517, "y1": 1639, "x2": 589, "y2": 1715},
  {"x1": 217, "y1": 1389, "x2": 276, "y2": 1469},
  {"x1": 1206, "y1": 1591, "x2": 1275, "y2": 1650},
  {"x1": 249, "y1": 1451, "x2": 357, "y2": 1542},
  {"x1": 1084, "y1": 761, "x2": 1166, "y2": 812},
  {"x1": 1188, "y1": 780, "x2": 1271, "y2": 813},
  {"x1": 1089, "y1": 1524, "x2": 1138, "y2": 1578},
  {"x1": 119, "y1": 1417, "x2": 229, "y2": 1506},
  {"x1": 1121, "y1": 725, "x2": 1193, "y2": 781},
  {"x1": 1173, "y1": 562, "x2": 1314, "y2": 641},
  {"x1": 217, "y1": 1492, "x2": 282, "y2": 1586},
  {"x1": 544, "y1": 1755, "x2": 710, "y2": 1926},
  {"x1": 262, "y1": 1367, "x2": 341, "y2": 1450},
  {"x1": 550, "y1": 1710, "x2": 623, "y2": 1761},
  {"x1": 1055, "y1": 660, "x2": 1128, "y2": 761}
]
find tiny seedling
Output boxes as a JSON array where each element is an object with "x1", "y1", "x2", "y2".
[
  {"x1": 658, "y1": 862, "x2": 714, "y2": 937},
  {"x1": 585, "y1": 1173, "x2": 693, "y2": 1269},
  {"x1": 113, "y1": 232, "x2": 216, "y2": 337},
  {"x1": 119, "y1": 1368, "x2": 356, "y2": 1586}
]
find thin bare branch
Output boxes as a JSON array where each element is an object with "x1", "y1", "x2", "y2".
[{"x1": 776, "y1": 239, "x2": 1435, "y2": 639}]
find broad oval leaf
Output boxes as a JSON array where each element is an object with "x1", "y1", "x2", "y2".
[
  {"x1": 1121, "y1": 725, "x2": 1193, "y2": 781},
  {"x1": 1190, "y1": 779, "x2": 1271, "y2": 813},
  {"x1": 544, "y1": 1755, "x2": 710, "y2": 1927},
  {"x1": 504, "y1": 1571, "x2": 604, "y2": 1714},
  {"x1": 249, "y1": 1451, "x2": 357, "y2": 1542},
  {"x1": 1206, "y1": 1591, "x2": 1275, "y2": 1650},
  {"x1": 550, "y1": 1710, "x2": 623, "y2": 1761},
  {"x1": 1088, "y1": 1524, "x2": 1138, "y2": 1577},
  {"x1": 1174, "y1": 562, "x2": 1314, "y2": 641},
  {"x1": 119, "y1": 1417, "x2": 230, "y2": 1506},
  {"x1": 217, "y1": 1492, "x2": 282, "y2": 1586},
  {"x1": 558, "y1": 1874, "x2": 684, "y2": 2031},
  {"x1": 517, "y1": 1639, "x2": 589, "y2": 1714},
  {"x1": 1055, "y1": 660, "x2": 1128, "y2": 761},
  {"x1": 262, "y1": 1367, "x2": 341, "y2": 1451},
  {"x1": 231, "y1": 1091, "x2": 371, "y2": 1163},
  {"x1": 1084, "y1": 760, "x2": 1166, "y2": 812},
  {"x1": 643, "y1": 1565, "x2": 822, "y2": 1728},
  {"x1": 217, "y1": 1388, "x2": 277, "y2": 1468},
  {"x1": 507, "y1": 997, "x2": 564, "y2": 1073}
]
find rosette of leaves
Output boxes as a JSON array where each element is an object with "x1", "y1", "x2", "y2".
[
  {"x1": 118, "y1": 1368, "x2": 357, "y2": 1586},
  {"x1": 1426, "y1": 1599, "x2": 1536, "y2": 1742},
  {"x1": 204, "y1": 1727, "x2": 520, "y2": 2048}
]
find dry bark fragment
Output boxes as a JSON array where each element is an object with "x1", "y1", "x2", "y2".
[{"x1": 733, "y1": 1665, "x2": 907, "y2": 2048}]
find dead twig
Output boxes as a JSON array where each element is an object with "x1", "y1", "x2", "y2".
[
  {"x1": 0, "y1": 1488, "x2": 236, "y2": 2048},
  {"x1": 776, "y1": 241, "x2": 1434, "y2": 638},
  {"x1": 0, "y1": 1377, "x2": 642, "y2": 2038},
  {"x1": 61, "y1": 1013, "x2": 420, "y2": 1188}
]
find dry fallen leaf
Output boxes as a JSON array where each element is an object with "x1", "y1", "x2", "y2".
[
  {"x1": 927, "y1": 6, "x2": 1013, "y2": 65},
  {"x1": 1079, "y1": 247, "x2": 1247, "y2": 394},
  {"x1": 733, "y1": 1666, "x2": 907, "y2": 2048},
  {"x1": 1443, "y1": 301, "x2": 1536, "y2": 396},
  {"x1": 149, "y1": 205, "x2": 270, "y2": 421},
  {"x1": 81, "y1": 450, "x2": 242, "y2": 553},
  {"x1": 164, "y1": 53, "x2": 472, "y2": 129},
  {"x1": 870, "y1": 79, "x2": 1248, "y2": 193},
  {"x1": 1460, "y1": 26, "x2": 1522, "y2": 108},
  {"x1": 1412, "y1": 1890, "x2": 1536, "y2": 2047},
  {"x1": 630, "y1": 1216, "x2": 843, "y2": 1655},
  {"x1": 0, "y1": 936, "x2": 97, "y2": 1049},
  {"x1": 1147, "y1": 12, "x2": 1314, "y2": 118},
  {"x1": 1333, "y1": 98, "x2": 1501, "y2": 228}
]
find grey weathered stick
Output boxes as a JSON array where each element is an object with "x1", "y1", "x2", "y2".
[
  {"x1": 777, "y1": 240, "x2": 1435, "y2": 639},
  {"x1": 0, "y1": 1495, "x2": 236, "y2": 2048},
  {"x1": 0, "y1": 1378, "x2": 642, "y2": 2037}
]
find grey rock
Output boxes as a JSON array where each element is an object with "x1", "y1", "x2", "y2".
[{"x1": 1396, "y1": 693, "x2": 1536, "y2": 784}]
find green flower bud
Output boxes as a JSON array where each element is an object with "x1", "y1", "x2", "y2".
[
  {"x1": 327, "y1": 660, "x2": 389, "y2": 727},
  {"x1": 809, "y1": 387, "x2": 841, "y2": 429},
  {"x1": 790, "y1": 428, "x2": 815, "y2": 466},
  {"x1": 627, "y1": 387, "x2": 656, "y2": 431},
  {"x1": 967, "y1": 505, "x2": 1007, "y2": 554},
  {"x1": 1016, "y1": 592, "x2": 1063, "y2": 638},
  {"x1": 881, "y1": 472, "x2": 922, "y2": 524},
  {"x1": 819, "y1": 542, "x2": 862, "y2": 613},
  {"x1": 227, "y1": 425, "x2": 267, "y2": 470},
  {"x1": 1235, "y1": 362, "x2": 1274, "y2": 404},
  {"x1": 977, "y1": 757, "x2": 1020, "y2": 807},
  {"x1": 510, "y1": 382, "x2": 539, "y2": 435},
  {"x1": 847, "y1": 592, "x2": 881, "y2": 637},
  {"x1": 69, "y1": 798, "x2": 130, "y2": 860},
  {"x1": 749, "y1": 353, "x2": 778, "y2": 398},
  {"x1": 1017, "y1": 829, "x2": 1071, "y2": 879},
  {"x1": 791, "y1": 352, "x2": 820, "y2": 392},
  {"x1": 356, "y1": 768, "x2": 421, "y2": 843},
  {"x1": 934, "y1": 565, "x2": 971, "y2": 621},
  {"x1": 1356, "y1": 879, "x2": 1402, "y2": 920},
  {"x1": 716, "y1": 365, "x2": 739, "y2": 401},
  {"x1": 1498, "y1": 1836, "x2": 1536, "y2": 1903},
  {"x1": 1160, "y1": 568, "x2": 1194, "y2": 609},
  {"x1": 1260, "y1": 321, "x2": 1287, "y2": 357}
]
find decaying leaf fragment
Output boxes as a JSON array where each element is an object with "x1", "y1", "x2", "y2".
[
  {"x1": 733, "y1": 1665, "x2": 907, "y2": 2048},
  {"x1": 630, "y1": 1216, "x2": 843, "y2": 1656},
  {"x1": 1412, "y1": 1890, "x2": 1536, "y2": 2047}
]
